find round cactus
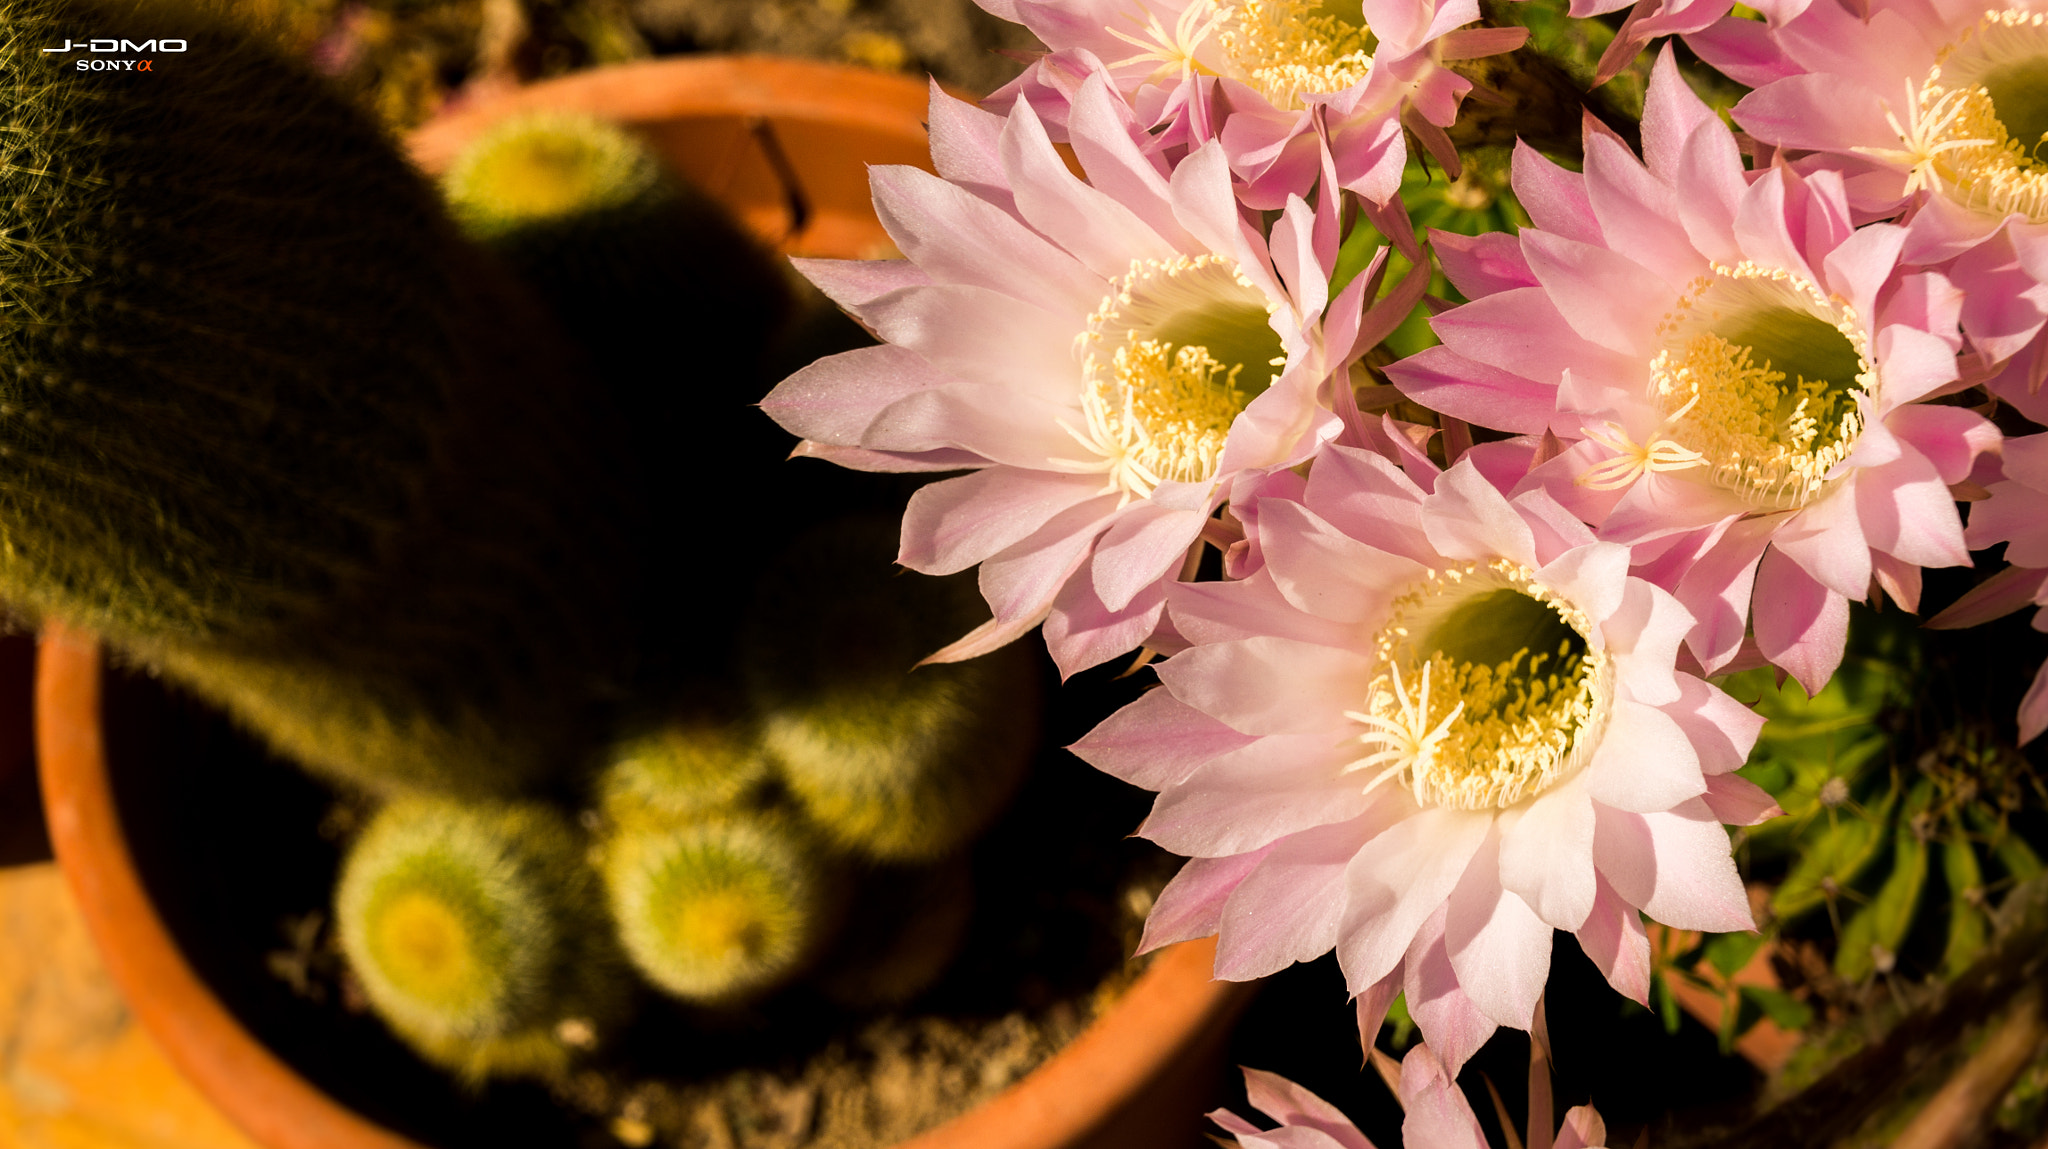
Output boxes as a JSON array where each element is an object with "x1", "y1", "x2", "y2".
[
  {"x1": 335, "y1": 798, "x2": 623, "y2": 1083},
  {"x1": 442, "y1": 112, "x2": 666, "y2": 237},
  {"x1": 599, "y1": 813, "x2": 825, "y2": 1003},
  {"x1": 598, "y1": 716, "x2": 772, "y2": 828},
  {"x1": 743, "y1": 519, "x2": 1040, "y2": 861}
]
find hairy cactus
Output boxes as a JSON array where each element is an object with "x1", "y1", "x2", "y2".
[
  {"x1": 0, "y1": 0, "x2": 645, "y2": 794},
  {"x1": 334, "y1": 798, "x2": 624, "y2": 1084},
  {"x1": 599, "y1": 812, "x2": 825, "y2": 1003},
  {"x1": 597, "y1": 714, "x2": 772, "y2": 828},
  {"x1": 743, "y1": 519, "x2": 1039, "y2": 861}
]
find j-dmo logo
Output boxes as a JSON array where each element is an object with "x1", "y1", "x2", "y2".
[{"x1": 42, "y1": 38, "x2": 188, "y2": 71}]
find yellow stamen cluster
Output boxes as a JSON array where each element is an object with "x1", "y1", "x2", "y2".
[
  {"x1": 1052, "y1": 254, "x2": 1281, "y2": 501},
  {"x1": 1608, "y1": 263, "x2": 1873, "y2": 511},
  {"x1": 1215, "y1": 0, "x2": 1377, "y2": 110},
  {"x1": 1860, "y1": 11, "x2": 2048, "y2": 221},
  {"x1": 1344, "y1": 561, "x2": 1611, "y2": 811}
]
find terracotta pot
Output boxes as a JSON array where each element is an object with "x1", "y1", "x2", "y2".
[{"x1": 39, "y1": 54, "x2": 1255, "y2": 1149}]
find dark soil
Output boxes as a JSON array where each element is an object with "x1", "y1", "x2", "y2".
[{"x1": 101, "y1": 643, "x2": 1176, "y2": 1149}]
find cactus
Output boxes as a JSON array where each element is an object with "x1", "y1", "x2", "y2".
[
  {"x1": 597, "y1": 713, "x2": 772, "y2": 827},
  {"x1": 0, "y1": 0, "x2": 648, "y2": 795},
  {"x1": 742, "y1": 518, "x2": 1038, "y2": 862},
  {"x1": 334, "y1": 798, "x2": 624, "y2": 1084},
  {"x1": 438, "y1": 110, "x2": 803, "y2": 688},
  {"x1": 599, "y1": 812, "x2": 826, "y2": 1003}
]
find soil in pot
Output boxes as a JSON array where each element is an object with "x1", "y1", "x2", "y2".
[{"x1": 96, "y1": 636, "x2": 1183, "y2": 1149}]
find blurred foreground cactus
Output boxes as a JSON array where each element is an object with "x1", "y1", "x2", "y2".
[{"x1": 0, "y1": 0, "x2": 654, "y2": 797}]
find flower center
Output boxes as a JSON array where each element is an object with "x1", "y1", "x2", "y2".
[
  {"x1": 1216, "y1": 0, "x2": 1376, "y2": 110},
  {"x1": 1344, "y1": 561, "x2": 1611, "y2": 811},
  {"x1": 1883, "y1": 10, "x2": 2048, "y2": 219},
  {"x1": 1585, "y1": 263, "x2": 1872, "y2": 511},
  {"x1": 1055, "y1": 255, "x2": 1282, "y2": 500}
]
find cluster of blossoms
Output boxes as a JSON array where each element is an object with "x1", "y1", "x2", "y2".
[{"x1": 762, "y1": 0, "x2": 2048, "y2": 1125}]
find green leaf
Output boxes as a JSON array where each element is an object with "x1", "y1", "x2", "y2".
[
  {"x1": 1702, "y1": 930, "x2": 1765, "y2": 979},
  {"x1": 1942, "y1": 838, "x2": 1988, "y2": 979},
  {"x1": 1740, "y1": 985, "x2": 1814, "y2": 1032},
  {"x1": 1386, "y1": 991, "x2": 1416, "y2": 1048},
  {"x1": 1651, "y1": 968, "x2": 1683, "y2": 1035},
  {"x1": 1772, "y1": 804, "x2": 1891, "y2": 920},
  {"x1": 1833, "y1": 822, "x2": 1928, "y2": 983}
]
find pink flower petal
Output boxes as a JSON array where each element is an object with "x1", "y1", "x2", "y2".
[
  {"x1": 1044, "y1": 572, "x2": 1169, "y2": 678},
  {"x1": 1159, "y1": 636, "x2": 1374, "y2": 736},
  {"x1": 900, "y1": 468, "x2": 1107, "y2": 574},
  {"x1": 1430, "y1": 288, "x2": 1644, "y2": 399},
  {"x1": 1584, "y1": 698, "x2": 1707, "y2": 813},
  {"x1": 1602, "y1": 579, "x2": 1695, "y2": 706},
  {"x1": 1595, "y1": 799, "x2": 1754, "y2": 932},
  {"x1": 1143, "y1": 733, "x2": 1373, "y2": 856},
  {"x1": 862, "y1": 284, "x2": 1084, "y2": 403},
  {"x1": 1432, "y1": 229, "x2": 1538, "y2": 297},
  {"x1": 1751, "y1": 544, "x2": 1848, "y2": 697},
  {"x1": 1071, "y1": 684, "x2": 1259, "y2": 791},
  {"x1": 1500, "y1": 778, "x2": 1598, "y2": 931},
  {"x1": 1216, "y1": 809, "x2": 1398, "y2": 979},
  {"x1": 1519, "y1": 230, "x2": 1668, "y2": 357},
  {"x1": 1259, "y1": 501, "x2": 1429, "y2": 624},
  {"x1": 792, "y1": 256, "x2": 935, "y2": 314},
  {"x1": 868, "y1": 164, "x2": 1100, "y2": 315},
  {"x1": 761, "y1": 344, "x2": 956, "y2": 447},
  {"x1": 1241, "y1": 1069, "x2": 1378, "y2": 1149},
  {"x1": 1403, "y1": 906, "x2": 1500, "y2": 1080},
  {"x1": 1140, "y1": 846, "x2": 1274, "y2": 954},
  {"x1": 926, "y1": 81, "x2": 1017, "y2": 216},
  {"x1": 1855, "y1": 449, "x2": 1970, "y2": 569},
  {"x1": 1769, "y1": 484, "x2": 1872, "y2": 601},
  {"x1": 1556, "y1": 1106, "x2": 1609, "y2": 1149},
  {"x1": 1444, "y1": 825, "x2": 1554, "y2": 1030},
  {"x1": 1398, "y1": 1043, "x2": 1490, "y2": 1149},
  {"x1": 1701, "y1": 773, "x2": 1784, "y2": 826},
  {"x1": 1068, "y1": 73, "x2": 1194, "y2": 248},
  {"x1": 1423, "y1": 459, "x2": 1540, "y2": 568},
  {"x1": 1669, "y1": 514, "x2": 1777, "y2": 674},
  {"x1": 1091, "y1": 501, "x2": 1208, "y2": 612},
  {"x1": 1572, "y1": 872, "x2": 1650, "y2": 1004},
  {"x1": 1386, "y1": 346, "x2": 1561, "y2": 436},
  {"x1": 2022, "y1": 661, "x2": 2048, "y2": 745},
  {"x1": 1001, "y1": 95, "x2": 1178, "y2": 278},
  {"x1": 1926, "y1": 564, "x2": 2048, "y2": 630},
  {"x1": 1581, "y1": 130, "x2": 1703, "y2": 293},
  {"x1": 1665, "y1": 675, "x2": 1765, "y2": 776},
  {"x1": 1673, "y1": 114, "x2": 1747, "y2": 267},
  {"x1": 1887, "y1": 404, "x2": 1999, "y2": 485},
  {"x1": 1338, "y1": 807, "x2": 1493, "y2": 992},
  {"x1": 1511, "y1": 141, "x2": 1603, "y2": 245},
  {"x1": 1640, "y1": 45, "x2": 1717, "y2": 184}
]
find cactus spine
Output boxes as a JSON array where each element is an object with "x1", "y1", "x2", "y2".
[{"x1": 335, "y1": 798, "x2": 624, "y2": 1084}]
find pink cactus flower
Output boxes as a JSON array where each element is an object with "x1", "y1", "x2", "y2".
[
  {"x1": 1213, "y1": 1047, "x2": 1611, "y2": 1149},
  {"x1": 1694, "y1": 0, "x2": 2048, "y2": 411},
  {"x1": 1929, "y1": 432, "x2": 2048, "y2": 743},
  {"x1": 971, "y1": 0, "x2": 1527, "y2": 209},
  {"x1": 1387, "y1": 48, "x2": 1995, "y2": 694},
  {"x1": 1071, "y1": 447, "x2": 1776, "y2": 1073},
  {"x1": 762, "y1": 82, "x2": 1414, "y2": 676}
]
